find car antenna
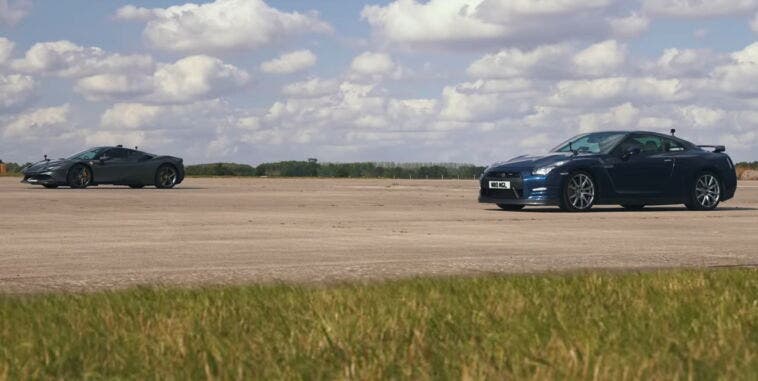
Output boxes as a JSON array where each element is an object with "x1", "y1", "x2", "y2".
[
  {"x1": 670, "y1": 128, "x2": 676, "y2": 136},
  {"x1": 44, "y1": 154, "x2": 48, "y2": 161}
]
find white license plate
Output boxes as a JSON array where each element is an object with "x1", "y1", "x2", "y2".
[{"x1": 489, "y1": 180, "x2": 511, "y2": 189}]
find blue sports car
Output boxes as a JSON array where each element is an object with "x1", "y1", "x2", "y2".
[{"x1": 479, "y1": 131, "x2": 737, "y2": 212}]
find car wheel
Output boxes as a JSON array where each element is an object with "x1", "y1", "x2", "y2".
[
  {"x1": 155, "y1": 165, "x2": 178, "y2": 189},
  {"x1": 497, "y1": 204, "x2": 525, "y2": 211},
  {"x1": 67, "y1": 164, "x2": 92, "y2": 189},
  {"x1": 560, "y1": 171, "x2": 596, "y2": 212},
  {"x1": 129, "y1": 184, "x2": 145, "y2": 189},
  {"x1": 621, "y1": 204, "x2": 645, "y2": 211},
  {"x1": 43, "y1": 185, "x2": 59, "y2": 189},
  {"x1": 686, "y1": 172, "x2": 721, "y2": 211}
]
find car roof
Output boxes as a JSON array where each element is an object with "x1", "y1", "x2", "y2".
[{"x1": 589, "y1": 130, "x2": 695, "y2": 147}]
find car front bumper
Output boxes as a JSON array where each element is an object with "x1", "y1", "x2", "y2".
[
  {"x1": 478, "y1": 170, "x2": 562, "y2": 206},
  {"x1": 21, "y1": 171, "x2": 67, "y2": 185}
]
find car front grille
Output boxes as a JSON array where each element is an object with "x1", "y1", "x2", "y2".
[{"x1": 480, "y1": 172, "x2": 524, "y2": 199}]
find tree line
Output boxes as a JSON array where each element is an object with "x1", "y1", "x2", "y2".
[{"x1": 185, "y1": 161, "x2": 486, "y2": 179}]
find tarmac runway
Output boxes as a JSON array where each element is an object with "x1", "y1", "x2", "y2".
[{"x1": 1, "y1": 177, "x2": 756, "y2": 293}]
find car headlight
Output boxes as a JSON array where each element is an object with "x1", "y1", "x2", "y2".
[{"x1": 532, "y1": 161, "x2": 566, "y2": 176}]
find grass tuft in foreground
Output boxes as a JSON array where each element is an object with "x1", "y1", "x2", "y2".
[{"x1": 1, "y1": 269, "x2": 756, "y2": 379}]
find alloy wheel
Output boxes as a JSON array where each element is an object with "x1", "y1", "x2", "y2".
[
  {"x1": 695, "y1": 174, "x2": 720, "y2": 209},
  {"x1": 567, "y1": 173, "x2": 595, "y2": 210},
  {"x1": 158, "y1": 166, "x2": 177, "y2": 188},
  {"x1": 69, "y1": 165, "x2": 91, "y2": 188}
]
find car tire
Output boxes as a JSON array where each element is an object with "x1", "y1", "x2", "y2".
[
  {"x1": 129, "y1": 184, "x2": 145, "y2": 189},
  {"x1": 155, "y1": 164, "x2": 178, "y2": 189},
  {"x1": 43, "y1": 184, "x2": 59, "y2": 189},
  {"x1": 621, "y1": 204, "x2": 645, "y2": 211},
  {"x1": 560, "y1": 171, "x2": 596, "y2": 212},
  {"x1": 685, "y1": 172, "x2": 721, "y2": 211},
  {"x1": 66, "y1": 164, "x2": 92, "y2": 189},
  {"x1": 497, "y1": 204, "x2": 525, "y2": 211}
]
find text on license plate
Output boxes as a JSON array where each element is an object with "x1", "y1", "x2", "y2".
[{"x1": 489, "y1": 181, "x2": 511, "y2": 189}]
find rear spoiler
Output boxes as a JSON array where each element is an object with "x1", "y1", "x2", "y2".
[{"x1": 698, "y1": 145, "x2": 726, "y2": 153}]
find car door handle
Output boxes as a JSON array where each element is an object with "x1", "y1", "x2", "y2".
[{"x1": 663, "y1": 159, "x2": 673, "y2": 162}]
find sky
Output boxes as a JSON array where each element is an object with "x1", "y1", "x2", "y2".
[{"x1": 2, "y1": 0, "x2": 758, "y2": 165}]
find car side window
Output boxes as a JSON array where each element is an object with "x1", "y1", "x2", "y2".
[
  {"x1": 630, "y1": 135, "x2": 664, "y2": 154},
  {"x1": 103, "y1": 148, "x2": 129, "y2": 160},
  {"x1": 660, "y1": 137, "x2": 685, "y2": 152}
]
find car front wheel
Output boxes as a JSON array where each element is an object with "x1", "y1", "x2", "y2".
[
  {"x1": 155, "y1": 165, "x2": 178, "y2": 189},
  {"x1": 67, "y1": 164, "x2": 92, "y2": 189},
  {"x1": 686, "y1": 172, "x2": 721, "y2": 211},
  {"x1": 560, "y1": 171, "x2": 596, "y2": 212}
]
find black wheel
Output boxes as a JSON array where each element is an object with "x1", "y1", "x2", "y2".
[
  {"x1": 43, "y1": 185, "x2": 59, "y2": 189},
  {"x1": 129, "y1": 185, "x2": 145, "y2": 189},
  {"x1": 686, "y1": 172, "x2": 721, "y2": 211},
  {"x1": 621, "y1": 204, "x2": 645, "y2": 211},
  {"x1": 497, "y1": 204, "x2": 525, "y2": 211},
  {"x1": 67, "y1": 164, "x2": 92, "y2": 189},
  {"x1": 560, "y1": 171, "x2": 596, "y2": 212},
  {"x1": 155, "y1": 165, "x2": 178, "y2": 189}
]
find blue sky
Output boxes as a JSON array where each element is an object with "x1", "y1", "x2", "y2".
[{"x1": 2, "y1": 0, "x2": 758, "y2": 164}]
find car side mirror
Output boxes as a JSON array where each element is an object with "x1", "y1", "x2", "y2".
[
  {"x1": 99, "y1": 155, "x2": 111, "y2": 164},
  {"x1": 622, "y1": 147, "x2": 641, "y2": 160}
]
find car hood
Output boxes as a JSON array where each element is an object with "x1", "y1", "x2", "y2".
[
  {"x1": 22, "y1": 159, "x2": 71, "y2": 173},
  {"x1": 486, "y1": 152, "x2": 577, "y2": 172}
]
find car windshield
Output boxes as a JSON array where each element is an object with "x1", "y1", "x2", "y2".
[
  {"x1": 551, "y1": 132, "x2": 627, "y2": 154},
  {"x1": 67, "y1": 148, "x2": 103, "y2": 160}
]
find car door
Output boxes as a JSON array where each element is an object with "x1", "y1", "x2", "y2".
[
  {"x1": 92, "y1": 148, "x2": 135, "y2": 183},
  {"x1": 606, "y1": 134, "x2": 675, "y2": 196}
]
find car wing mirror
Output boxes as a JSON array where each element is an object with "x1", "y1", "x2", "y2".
[
  {"x1": 99, "y1": 155, "x2": 111, "y2": 164},
  {"x1": 622, "y1": 147, "x2": 641, "y2": 160}
]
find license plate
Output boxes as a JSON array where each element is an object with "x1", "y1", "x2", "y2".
[{"x1": 489, "y1": 180, "x2": 511, "y2": 189}]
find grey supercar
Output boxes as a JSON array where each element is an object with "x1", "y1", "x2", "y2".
[{"x1": 21, "y1": 146, "x2": 184, "y2": 189}]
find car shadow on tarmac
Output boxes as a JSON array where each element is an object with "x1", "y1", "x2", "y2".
[
  {"x1": 27, "y1": 187, "x2": 208, "y2": 190},
  {"x1": 485, "y1": 206, "x2": 757, "y2": 213}
]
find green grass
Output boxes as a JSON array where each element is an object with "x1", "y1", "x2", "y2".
[{"x1": 1, "y1": 270, "x2": 756, "y2": 380}]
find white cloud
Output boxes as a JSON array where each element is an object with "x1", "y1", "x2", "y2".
[
  {"x1": 3, "y1": 104, "x2": 69, "y2": 139},
  {"x1": 116, "y1": 0, "x2": 331, "y2": 53},
  {"x1": 676, "y1": 105, "x2": 726, "y2": 129},
  {"x1": 578, "y1": 102, "x2": 640, "y2": 132},
  {"x1": 0, "y1": 0, "x2": 30, "y2": 26},
  {"x1": 281, "y1": 78, "x2": 340, "y2": 98},
  {"x1": 76, "y1": 55, "x2": 250, "y2": 103},
  {"x1": 0, "y1": 74, "x2": 35, "y2": 110},
  {"x1": 260, "y1": 50, "x2": 317, "y2": 74},
  {"x1": 548, "y1": 77, "x2": 691, "y2": 107},
  {"x1": 0, "y1": 37, "x2": 14, "y2": 64},
  {"x1": 609, "y1": 13, "x2": 650, "y2": 38},
  {"x1": 362, "y1": 0, "x2": 629, "y2": 49},
  {"x1": 440, "y1": 79, "x2": 536, "y2": 122},
  {"x1": 350, "y1": 52, "x2": 395, "y2": 75},
  {"x1": 572, "y1": 40, "x2": 626, "y2": 76},
  {"x1": 651, "y1": 48, "x2": 724, "y2": 77},
  {"x1": 11, "y1": 40, "x2": 154, "y2": 78},
  {"x1": 643, "y1": 0, "x2": 758, "y2": 18},
  {"x1": 151, "y1": 55, "x2": 250, "y2": 103},
  {"x1": 467, "y1": 44, "x2": 572, "y2": 79},
  {"x1": 100, "y1": 103, "x2": 163, "y2": 129},
  {"x1": 711, "y1": 42, "x2": 758, "y2": 96}
]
